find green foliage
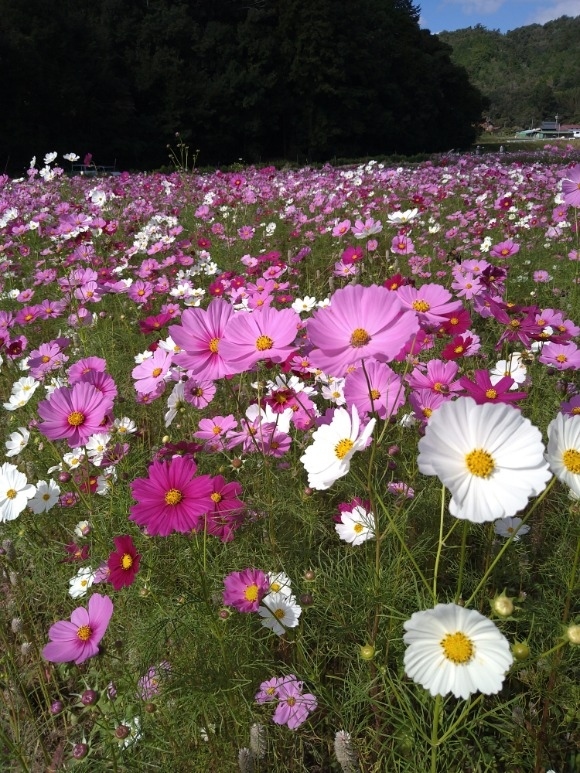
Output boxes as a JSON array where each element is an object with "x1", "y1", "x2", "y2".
[{"x1": 438, "y1": 16, "x2": 580, "y2": 128}]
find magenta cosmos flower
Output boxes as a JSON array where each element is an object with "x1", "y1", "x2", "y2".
[
  {"x1": 42, "y1": 594, "x2": 113, "y2": 665},
  {"x1": 562, "y1": 164, "x2": 580, "y2": 208},
  {"x1": 219, "y1": 306, "x2": 300, "y2": 374},
  {"x1": 37, "y1": 382, "x2": 112, "y2": 447},
  {"x1": 170, "y1": 298, "x2": 236, "y2": 380},
  {"x1": 223, "y1": 568, "x2": 269, "y2": 613},
  {"x1": 306, "y1": 284, "x2": 419, "y2": 378},
  {"x1": 107, "y1": 535, "x2": 141, "y2": 590},
  {"x1": 130, "y1": 456, "x2": 214, "y2": 536}
]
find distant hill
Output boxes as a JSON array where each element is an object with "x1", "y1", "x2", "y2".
[{"x1": 437, "y1": 15, "x2": 580, "y2": 130}]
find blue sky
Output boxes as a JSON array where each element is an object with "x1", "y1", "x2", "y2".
[{"x1": 419, "y1": 0, "x2": 580, "y2": 34}]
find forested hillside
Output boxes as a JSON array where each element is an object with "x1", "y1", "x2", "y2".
[
  {"x1": 438, "y1": 15, "x2": 580, "y2": 130},
  {"x1": 0, "y1": 0, "x2": 487, "y2": 172}
]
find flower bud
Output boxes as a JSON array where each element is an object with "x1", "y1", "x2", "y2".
[
  {"x1": 81, "y1": 689, "x2": 98, "y2": 706},
  {"x1": 72, "y1": 743, "x2": 88, "y2": 760},
  {"x1": 491, "y1": 590, "x2": 515, "y2": 618},
  {"x1": 566, "y1": 623, "x2": 580, "y2": 645},
  {"x1": 359, "y1": 644, "x2": 375, "y2": 661}
]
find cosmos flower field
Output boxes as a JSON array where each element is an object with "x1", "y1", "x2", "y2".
[{"x1": 1, "y1": 148, "x2": 580, "y2": 772}]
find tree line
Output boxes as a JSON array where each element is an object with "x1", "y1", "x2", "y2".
[
  {"x1": 438, "y1": 15, "x2": 580, "y2": 131},
  {"x1": 0, "y1": 0, "x2": 488, "y2": 172}
]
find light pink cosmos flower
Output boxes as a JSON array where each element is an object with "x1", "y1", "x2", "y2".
[
  {"x1": 307, "y1": 284, "x2": 419, "y2": 378},
  {"x1": 562, "y1": 164, "x2": 580, "y2": 207},
  {"x1": 131, "y1": 348, "x2": 173, "y2": 394},
  {"x1": 37, "y1": 383, "x2": 112, "y2": 447},
  {"x1": 397, "y1": 283, "x2": 463, "y2": 327},
  {"x1": 42, "y1": 594, "x2": 113, "y2": 665},
  {"x1": 219, "y1": 306, "x2": 300, "y2": 374}
]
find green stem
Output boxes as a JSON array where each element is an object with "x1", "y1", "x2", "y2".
[
  {"x1": 430, "y1": 694, "x2": 442, "y2": 773},
  {"x1": 464, "y1": 477, "x2": 556, "y2": 607},
  {"x1": 432, "y1": 484, "x2": 447, "y2": 601}
]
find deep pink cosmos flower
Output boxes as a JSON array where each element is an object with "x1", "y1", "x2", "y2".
[
  {"x1": 37, "y1": 382, "x2": 112, "y2": 447},
  {"x1": 130, "y1": 456, "x2": 214, "y2": 536},
  {"x1": 562, "y1": 164, "x2": 580, "y2": 208},
  {"x1": 170, "y1": 298, "x2": 236, "y2": 381},
  {"x1": 223, "y1": 568, "x2": 269, "y2": 613},
  {"x1": 107, "y1": 535, "x2": 141, "y2": 590},
  {"x1": 458, "y1": 370, "x2": 527, "y2": 405},
  {"x1": 219, "y1": 306, "x2": 300, "y2": 374},
  {"x1": 42, "y1": 594, "x2": 113, "y2": 665},
  {"x1": 306, "y1": 284, "x2": 419, "y2": 378}
]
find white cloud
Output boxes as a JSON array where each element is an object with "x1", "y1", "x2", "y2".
[{"x1": 530, "y1": 1, "x2": 580, "y2": 24}]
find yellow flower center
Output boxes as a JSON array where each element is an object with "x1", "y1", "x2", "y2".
[
  {"x1": 121, "y1": 553, "x2": 133, "y2": 570},
  {"x1": 6, "y1": 488, "x2": 17, "y2": 500},
  {"x1": 77, "y1": 625, "x2": 92, "y2": 642},
  {"x1": 465, "y1": 448, "x2": 495, "y2": 478},
  {"x1": 152, "y1": 367, "x2": 163, "y2": 378},
  {"x1": 440, "y1": 631, "x2": 474, "y2": 664},
  {"x1": 412, "y1": 299, "x2": 430, "y2": 313},
  {"x1": 244, "y1": 584, "x2": 259, "y2": 602},
  {"x1": 485, "y1": 388, "x2": 498, "y2": 399},
  {"x1": 164, "y1": 488, "x2": 183, "y2": 505},
  {"x1": 209, "y1": 338, "x2": 219, "y2": 353},
  {"x1": 256, "y1": 335, "x2": 274, "y2": 351},
  {"x1": 562, "y1": 449, "x2": 580, "y2": 474},
  {"x1": 335, "y1": 438, "x2": 354, "y2": 459},
  {"x1": 67, "y1": 411, "x2": 85, "y2": 427},
  {"x1": 210, "y1": 492, "x2": 223, "y2": 503},
  {"x1": 350, "y1": 328, "x2": 371, "y2": 347}
]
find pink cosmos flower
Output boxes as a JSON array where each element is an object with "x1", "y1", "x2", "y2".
[
  {"x1": 539, "y1": 342, "x2": 580, "y2": 370},
  {"x1": 344, "y1": 361, "x2": 405, "y2": 420},
  {"x1": 107, "y1": 535, "x2": 141, "y2": 590},
  {"x1": 306, "y1": 284, "x2": 419, "y2": 378},
  {"x1": 223, "y1": 568, "x2": 269, "y2": 613},
  {"x1": 130, "y1": 456, "x2": 215, "y2": 536},
  {"x1": 489, "y1": 240, "x2": 520, "y2": 259},
  {"x1": 219, "y1": 306, "x2": 300, "y2": 374},
  {"x1": 170, "y1": 299, "x2": 236, "y2": 380},
  {"x1": 562, "y1": 164, "x2": 580, "y2": 207},
  {"x1": 272, "y1": 676, "x2": 317, "y2": 729},
  {"x1": 397, "y1": 283, "x2": 463, "y2": 327},
  {"x1": 42, "y1": 594, "x2": 113, "y2": 665},
  {"x1": 132, "y1": 348, "x2": 173, "y2": 394},
  {"x1": 37, "y1": 383, "x2": 112, "y2": 447}
]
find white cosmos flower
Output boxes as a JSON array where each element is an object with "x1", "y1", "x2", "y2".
[
  {"x1": 300, "y1": 405, "x2": 376, "y2": 490},
  {"x1": 0, "y1": 462, "x2": 36, "y2": 522},
  {"x1": 335, "y1": 505, "x2": 375, "y2": 545},
  {"x1": 5, "y1": 427, "x2": 30, "y2": 457},
  {"x1": 493, "y1": 516, "x2": 530, "y2": 541},
  {"x1": 267, "y1": 572, "x2": 293, "y2": 597},
  {"x1": 546, "y1": 412, "x2": 580, "y2": 497},
  {"x1": 28, "y1": 479, "x2": 61, "y2": 514},
  {"x1": 68, "y1": 566, "x2": 96, "y2": 598},
  {"x1": 490, "y1": 353, "x2": 527, "y2": 389},
  {"x1": 403, "y1": 603, "x2": 513, "y2": 700},
  {"x1": 258, "y1": 592, "x2": 302, "y2": 636},
  {"x1": 417, "y1": 397, "x2": 551, "y2": 523}
]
